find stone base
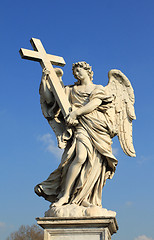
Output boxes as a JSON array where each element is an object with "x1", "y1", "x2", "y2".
[{"x1": 37, "y1": 216, "x2": 118, "y2": 240}]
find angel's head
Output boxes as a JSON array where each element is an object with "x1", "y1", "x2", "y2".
[{"x1": 72, "y1": 61, "x2": 94, "y2": 84}]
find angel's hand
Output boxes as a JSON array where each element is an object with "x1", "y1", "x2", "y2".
[
  {"x1": 65, "y1": 111, "x2": 79, "y2": 126},
  {"x1": 42, "y1": 68, "x2": 50, "y2": 81}
]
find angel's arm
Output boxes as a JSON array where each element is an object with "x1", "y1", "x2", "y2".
[
  {"x1": 76, "y1": 98, "x2": 102, "y2": 116},
  {"x1": 66, "y1": 98, "x2": 102, "y2": 125}
]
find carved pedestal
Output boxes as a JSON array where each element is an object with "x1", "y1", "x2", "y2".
[{"x1": 37, "y1": 216, "x2": 118, "y2": 240}]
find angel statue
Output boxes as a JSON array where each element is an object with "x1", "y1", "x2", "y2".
[{"x1": 35, "y1": 61, "x2": 136, "y2": 217}]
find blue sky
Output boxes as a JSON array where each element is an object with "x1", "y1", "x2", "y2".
[{"x1": 0, "y1": 0, "x2": 154, "y2": 240}]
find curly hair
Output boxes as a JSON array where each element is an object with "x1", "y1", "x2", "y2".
[{"x1": 72, "y1": 61, "x2": 94, "y2": 82}]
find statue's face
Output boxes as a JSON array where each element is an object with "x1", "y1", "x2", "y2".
[{"x1": 74, "y1": 67, "x2": 89, "y2": 81}]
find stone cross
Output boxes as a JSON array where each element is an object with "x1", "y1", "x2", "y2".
[{"x1": 19, "y1": 38, "x2": 71, "y2": 117}]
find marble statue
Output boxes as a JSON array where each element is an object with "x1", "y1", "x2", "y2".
[
  {"x1": 20, "y1": 38, "x2": 136, "y2": 218},
  {"x1": 35, "y1": 63, "x2": 136, "y2": 217}
]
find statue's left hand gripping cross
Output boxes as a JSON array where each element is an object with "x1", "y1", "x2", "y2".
[{"x1": 19, "y1": 38, "x2": 71, "y2": 118}]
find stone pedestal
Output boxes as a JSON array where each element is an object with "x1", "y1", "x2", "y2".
[{"x1": 37, "y1": 216, "x2": 118, "y2": 240}]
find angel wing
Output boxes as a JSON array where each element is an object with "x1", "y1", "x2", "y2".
[{"x1": 105, "y1": 69, "x2": 136, "y2": 157}]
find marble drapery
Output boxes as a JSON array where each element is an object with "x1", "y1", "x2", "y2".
[{"x1": 35, "y1": 84, "x2": 118, "y2": 207}]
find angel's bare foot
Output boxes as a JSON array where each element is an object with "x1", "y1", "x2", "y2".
[
  {"x1": 52, "y1": 195, "x2": 69, "y2": 207},
  {"x1": 82, "y1": 200, "x2": 92, "y2": 207}
]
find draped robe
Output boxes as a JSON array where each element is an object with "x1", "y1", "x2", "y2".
[{"x1": 35, "y1": 84, "x2": 118, "y2": 207}]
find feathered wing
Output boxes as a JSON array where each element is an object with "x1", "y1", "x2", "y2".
[{"x1": 105, "y1": 69, "x2": 136, "y2": 157}]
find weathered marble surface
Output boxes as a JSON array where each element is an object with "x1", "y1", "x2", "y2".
[
  {"x1": 45, "y1": 204, "x2": 116, "y2": 218},
  {"x1": 20, "y1": 39, "x2": 136, "y2": 218},
  {"x1": 37, "y1": 216, "x2": 118, "y2": 240},
  {"x1": 35, "y1": 61, "x2": 136, "y2": 214}
]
